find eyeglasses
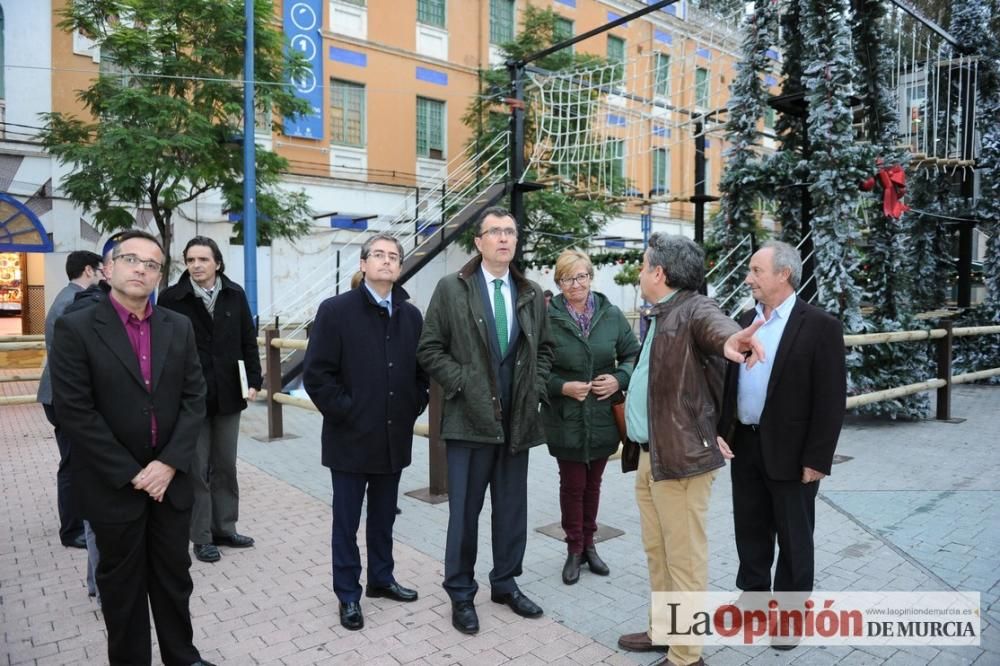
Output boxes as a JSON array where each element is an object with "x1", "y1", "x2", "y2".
[
  {"x1": 558, "y1": 273, "x2": 591, "y2": 287},
  {"x1": 478, "y1": 227, "x2": 518, "y2": 239},
  {"x1": 366, "y1": 250, "x2": 401, "y2": 264},
  {"x1": 114, "y1": 254, "x2": 162, "y2": 273}
]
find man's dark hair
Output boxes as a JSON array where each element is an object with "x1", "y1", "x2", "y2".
[
  {"x1": 475, "y1": 206, "x2": 515, "y2": 234},
  {"x1": 65, "y1": 251, "x2": 103, "y2": 280},
  {"x1": 360, "y1": 233, "x2": 405, "y2": 263},
  {"x1": 183, "y1": 236, "x2": 226, "y2": 273},
  {"x1": 646, "y1": 233, "x2": 705, "y2": 292},
  {"x1": 112, "y1": 230, "x2": 165, "y2": 258}
]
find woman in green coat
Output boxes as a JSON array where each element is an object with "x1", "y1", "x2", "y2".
[{"x1": 543, "y1": 250, "x2": 641, "y2": 584}]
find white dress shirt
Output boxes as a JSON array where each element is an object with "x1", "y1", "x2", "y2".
[{"x1": 737, "y1": 291, "x2": 797, "y2": 425}]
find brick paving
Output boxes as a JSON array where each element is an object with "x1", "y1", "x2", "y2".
[{"x1": 2, "y1": 374, "x2": 998, "y2": 665}]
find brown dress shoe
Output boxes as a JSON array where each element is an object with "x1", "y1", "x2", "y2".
[{"x1": 617, "y1": 631, "x2": 668, "y2": 652}]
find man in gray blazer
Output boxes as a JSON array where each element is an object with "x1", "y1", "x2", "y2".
[{"x1": 37, "y1": 250, "x2": 104, "y2": 548}]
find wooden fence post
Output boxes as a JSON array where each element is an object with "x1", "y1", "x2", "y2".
[
  {"x1": 935, "y1": 319, "x2": 953, "y2": 421},
  {"x1": 428, "y1": 381, "x2": 447, "y2": 496},
  {"x1": 265, "y1": 327, "x2": 284, "y2": 439}
]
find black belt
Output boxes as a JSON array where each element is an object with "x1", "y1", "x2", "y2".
[{"x1": 737, "y1": 422, "x2": 760, "y2": 433}]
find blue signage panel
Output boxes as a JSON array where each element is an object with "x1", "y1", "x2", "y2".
[
  {"x1": 416, "y1": 66, "x2": 448, "y2": 86},
  {"x1": 284, "y1": 0, "x2": 324, "y2": 140}
]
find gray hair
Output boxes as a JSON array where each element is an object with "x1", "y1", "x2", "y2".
[
  {"x1": 360, "y1": 233, "x2": 405, "y2": 262},
  {"x1": 646, "y1": 233, "x2": 705, "y2": 292},
  {"x1": 760, "y1": 240, "x2": 802, "y2": 289}
]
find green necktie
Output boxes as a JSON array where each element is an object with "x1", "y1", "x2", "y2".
[{"x1": 493, "y1": 278, "x2": 508, "y2": 355}]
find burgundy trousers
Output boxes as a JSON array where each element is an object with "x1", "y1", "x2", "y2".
[{"x1": 557, "y1": 457, "x2": 609, "y2": 554}]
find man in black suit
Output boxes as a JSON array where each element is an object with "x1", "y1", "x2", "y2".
[
  {"x1": 50, "y1": 230, "x2": 213, "y2": 666},
  {"x1": 719, "y1": 240, "x2": 846, "y2": 647},
  {"x1": 303, "y1": 233, "x2": 428, "y2": 631}
]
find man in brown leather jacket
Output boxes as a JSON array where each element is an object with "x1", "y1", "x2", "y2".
[{"x1": 617, "y1": 234, "x2": 763, "y2": 666}]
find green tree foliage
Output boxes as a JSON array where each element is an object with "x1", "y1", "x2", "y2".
[
  {"x1": 40, "y1": 0, "x2": 312, "y2": 280},
  {"x1": 851, "y1": 0, "x2": 930, "y2": 418},
  {"x1": 950, "y1": 0, "x2": 1000, "y2": 382},
  {"x1": 799, "y1": 0, "x2": 866, "y2": 335},
  {"x1": 711, "y1": 0, "x2": 779, "y2": 304},
  {"x1": 462, "y1": 6, "x2": 624, "y2": 268}
]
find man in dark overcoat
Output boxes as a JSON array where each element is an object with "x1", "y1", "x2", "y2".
[
  {"x1": 417, "y1": 206, "x2": 554, "y2": 635},
  {"x1": 303, "y1": 233, "x2": 429, "y2": 631}
]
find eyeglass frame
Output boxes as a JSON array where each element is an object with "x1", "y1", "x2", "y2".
[
  {"x1": 558, "y1": 272, "x2": 592, "y2": 287},
  {"x1": 113, "y1": 253, "x2": 163, "y2": 273},
  {"x1": 365, "y1": 249, "x2": 402, "y2": 264},
  {"x1": 477, "y1": 226, "x2": 519, "y2": 239}
]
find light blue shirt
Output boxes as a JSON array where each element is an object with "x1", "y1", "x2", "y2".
[
  {"x1": 481, "y1": 264, "x2": 513, "y2": 343},
  {"x1": 736, "y1": 291, "x2": 797, "y2": 425},
  {"x1": 625, "y1": 292, "x2": 674, "y2": 444},
  {"x1": 364, "y1": 281, "x2": 392, "y2": 316}
]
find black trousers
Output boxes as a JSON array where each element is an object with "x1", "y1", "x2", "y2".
[
  {"x1": 731, "y1": 425, "x2": 819, "y2": 593},
  {"x1": 90, "y1": 498, "x2": 200, "y2": 666},
  {"x1": 42, "y1": 403, "x2": 84, "y2": 543},
  {"x1": 443, "y1": 442, "x2": 529, "y2": 602},
  {"x1": 330, "y1": 469, "x2": 402, "y2": 603}
]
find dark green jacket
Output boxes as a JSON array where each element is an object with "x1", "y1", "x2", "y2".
[
  {"x1": 543, "y1": 292, "x2": 640, "y2": 462},
  {"x1": 417, "y1": 256, "x2": 554, "y2": 452}
]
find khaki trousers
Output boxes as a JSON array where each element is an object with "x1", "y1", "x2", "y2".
[{"x1": 635, "y1": 450, "x2": 717, "y2": 666}]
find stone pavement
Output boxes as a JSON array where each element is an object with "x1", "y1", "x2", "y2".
[{"x1": 1, "y1": 376, "x2": 998, "y2": 665}]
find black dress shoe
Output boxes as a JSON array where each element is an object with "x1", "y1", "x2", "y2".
[
  {"x1": 452, "y1": 600, "x2": 479, "y2": 634},
  {"x1": 562, "y1": 553, "x2": 582, "y2": 585},
  {"x1": 583, "y1": 544, "x2": 610, "y2": 576},
  {"x1": 366, "y1": 581, "x2": 418, "y2": 602},
  {"x1": 339, "y1": 601, "x2": 364, "y2": 630},
  {"x1": 63, "y1": 534, "x2": 87, "y2": 549},
  {"x1": 190, "y1": 661, "x2": 217, "y2": 666},
  {"x1": 193, "y1": 543, "x2": 221, "y2": 563},
  {"x1": 212, "y1": 533, "x2": 255, "y2": 548},
  {"x1": 490, "y1": 590, "x2": 543, "y2": 618}
]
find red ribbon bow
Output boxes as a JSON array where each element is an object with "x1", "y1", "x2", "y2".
[{"x1": 860, "y1": 164, "x2": 910, "y2": 219}]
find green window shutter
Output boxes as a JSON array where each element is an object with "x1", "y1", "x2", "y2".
[
  {"x1": 611, "y1": 140, "x2": 624, "y2": 180},
  {"x1": 330, "y1": 80, "x2": 366, "y2": 147},
  {"x1": 695, "y1": 67, "x2": 709, "y2": 108},
  {"x1": 418, "y1": 0, "x2": 446, "y2": 28},
  {"x1": 490, "y1": 0, "x2": 514, "y2": 45},
  {"x1": 654, "y1": 53, "x2": 670, "y2": 97},
  {"x1": 652, "y1": 148, "x2": 669, "y2": 194},
  {"x1": 554, "y1": 17, "x2": 574, "y2": 52},
  {"x1": 607, "y1": 35, "x2": 625, "y2": 62},
  {"x1": 417, "y1": 97, "x2": 445, "y2": 159}
]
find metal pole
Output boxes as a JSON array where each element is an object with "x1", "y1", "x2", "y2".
[
  {"x1": 956, "y1": 62, "x2": 976, "y2": 308},
  {"x1": 507, "y1": 61, "x2": 526, "y2": 264},
  {"x1": 694, "y1": 121, "x2": 706, "y2": 245},
  {"x1": 243, "y1": 0, "x2": 259, "y2": 317}
]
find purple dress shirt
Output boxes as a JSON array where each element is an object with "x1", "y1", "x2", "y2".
[{"x1": 109, "y1": 296, "x2": 158, "y2": 447}]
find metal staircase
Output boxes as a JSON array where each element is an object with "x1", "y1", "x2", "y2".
[{"x1": 260, "y1": 132, "x2": 513, "y2": 388}]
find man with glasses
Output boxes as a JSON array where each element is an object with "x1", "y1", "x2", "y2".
[
  {"x1": 418, "y1": 206, "x2": 554, "y2": 635},
  {"x1": 37, "y1": 250, "x2": 104, "y2": 549},
  {"x1": 303, "y1": 233, "x2": 429, "y2": 631},
  {"x1": 50, "y1": 230, "x2": 214, "y2": 665}
]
